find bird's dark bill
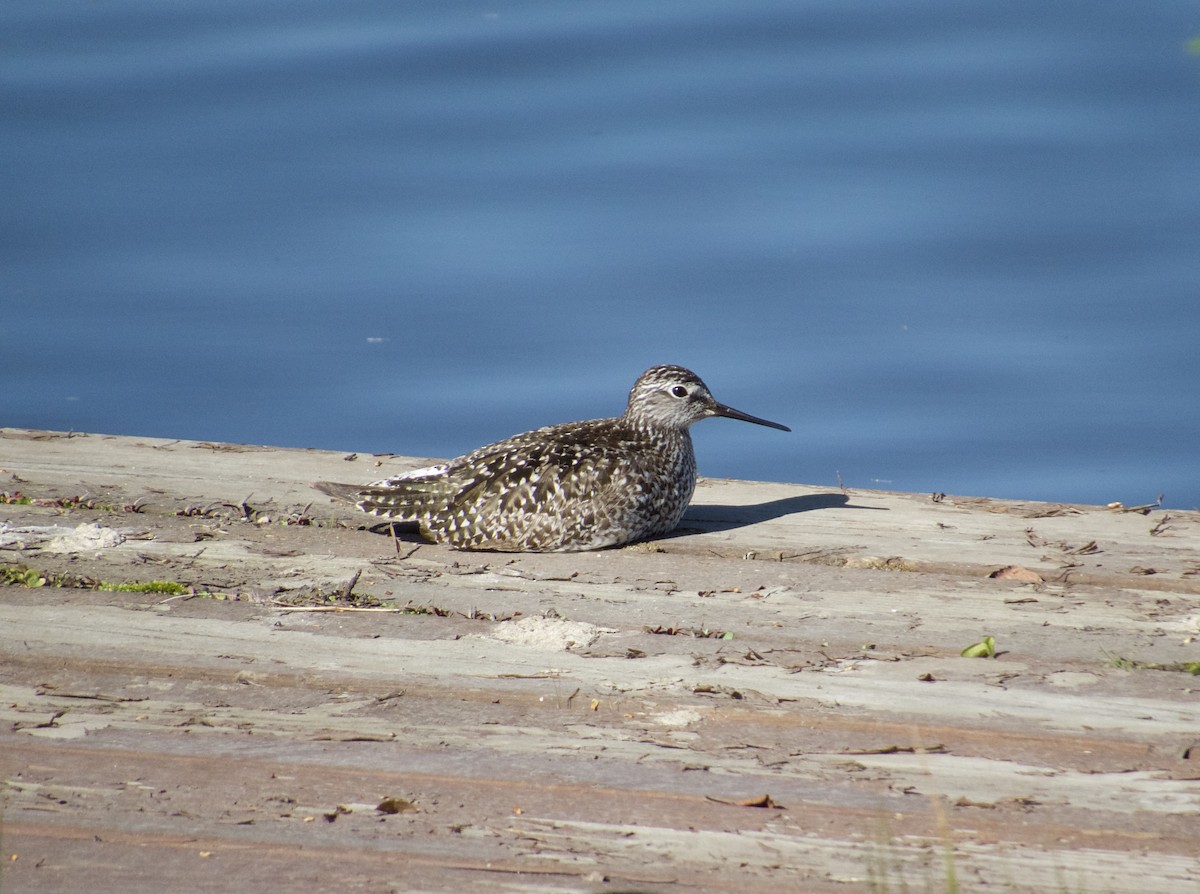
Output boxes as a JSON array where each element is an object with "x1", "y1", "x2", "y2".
[{"x1": 713, "y1": 402, "x2": 791, "y2": 432}]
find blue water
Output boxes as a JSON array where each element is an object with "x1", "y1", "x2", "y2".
[{"x1": 4, "y1": 1, "x2": 1199, "y2": 508}]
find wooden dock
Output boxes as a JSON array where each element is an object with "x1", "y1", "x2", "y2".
[{"x1": 2, "y1": 428, "x2": 1198, "y2": 892}]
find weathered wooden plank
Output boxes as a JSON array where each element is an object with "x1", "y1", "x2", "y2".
[{"x1": 2, "y1": 428, "x2": 1198, "y2": 893}]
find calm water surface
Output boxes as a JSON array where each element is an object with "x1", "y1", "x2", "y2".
[{"x1": 4, "y1": 1, "x2": 1199, "y2": 507}]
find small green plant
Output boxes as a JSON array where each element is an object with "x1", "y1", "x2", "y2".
[
  {"x1": 960, "y1": 635, "x2": 996, "y2": 658},
  {"x1": 0, "y1": 565, "x2": 46, "y2": 588}
]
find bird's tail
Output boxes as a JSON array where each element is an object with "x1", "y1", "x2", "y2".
[
  {"x1": 313, "y1": 480, "x2": 366, "y2": 504},
  {"x1": 313, "y1": 479, "x2": 446, "y2": 520}
]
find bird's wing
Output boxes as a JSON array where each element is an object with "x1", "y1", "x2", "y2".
[{"x1": 430, "y1": 420, "x2": 649, "y2": 549}]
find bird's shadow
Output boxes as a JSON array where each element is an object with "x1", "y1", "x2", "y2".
[
  {"x1": 674, "y1": 492, "x2": 885, "y2": 538},
  {"x1": 364, "y1": 492, "x2": 883, "y2": 545},
  {"x1": 365, "y1": 519, "x2": 426, "y2": 543}
]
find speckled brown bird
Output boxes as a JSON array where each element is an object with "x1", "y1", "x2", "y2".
[{"x1": 314, "y1": 365, "x2": 789, "y2": 552}]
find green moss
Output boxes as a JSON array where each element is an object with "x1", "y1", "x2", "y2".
[
  {"x1": 97, "y1": 580, "x2": 190, "y2": 595},
  {"x1": 1109, "y1": 653, "x2": 1200, "y2": 675},
  {"x1": 1, "y1": 562, "x2": 201, "y2": 597}
]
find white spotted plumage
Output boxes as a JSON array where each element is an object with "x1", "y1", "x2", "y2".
[{"x1": 314, "y1": 365, "x2": 789, "y2": 552}]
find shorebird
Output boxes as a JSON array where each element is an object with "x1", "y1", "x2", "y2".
[{"x1": 314, "y1": 365, "x2": 789, "y2": 552}]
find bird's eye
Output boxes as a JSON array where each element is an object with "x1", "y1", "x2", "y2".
[{"x1": 670, "y1": 385, "x2": 689, "y2": 398}]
